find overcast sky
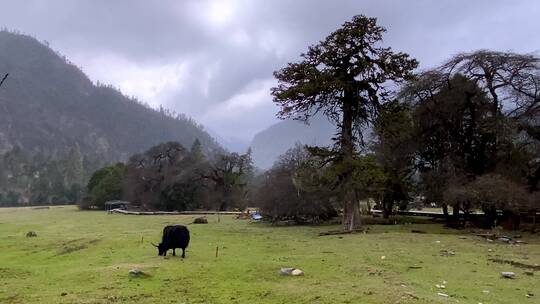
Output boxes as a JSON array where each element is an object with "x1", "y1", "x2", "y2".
[{"x1": 1, "y1": 0, "x2": 539, "y2": 150}]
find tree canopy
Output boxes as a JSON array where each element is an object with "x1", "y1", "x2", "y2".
[{"x1": 272, "y1": 15, "x2": 418, "y2": 231}]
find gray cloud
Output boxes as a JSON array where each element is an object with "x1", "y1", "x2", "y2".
[{"x1": 1, "y1": 0, "x2": 539, "y2": 150}]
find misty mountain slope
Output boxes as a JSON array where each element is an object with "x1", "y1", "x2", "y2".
[
  {"x1": 250, "y1": 116, "x2": 336, "y2": 169},
  {"x1": 0, "y1": 30, "x2": 222, "y2": 162}
]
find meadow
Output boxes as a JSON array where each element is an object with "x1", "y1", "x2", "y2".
[{"x1": 0, "y1": 206, "x2": 538, "y2": 304}]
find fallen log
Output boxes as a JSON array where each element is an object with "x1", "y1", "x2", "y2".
[
  {"x1": 489, "y1": 258, "x2": 540, "y2": 271},
  {"x1": 318, "y1": 229, "x2": 366, "y2": 236}
]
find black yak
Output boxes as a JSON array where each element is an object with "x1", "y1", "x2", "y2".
[{"x1": 152, "y1": 225, "x2": 190, "y2": 258}]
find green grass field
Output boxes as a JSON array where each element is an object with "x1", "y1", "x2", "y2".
[{"x1": 0, "y1": 206, "x2": 538, "y2": 304}]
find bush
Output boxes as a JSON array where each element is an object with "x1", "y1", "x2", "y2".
[
  {"x1": 79, "y1": 163, "x2": 124, "y2": 210},
  {"x1": 444, "y1": 174, "x2": 537, "y2": 228},
  {"x1": 257, "y1": 145, "x2": 337, "y2": 224}
]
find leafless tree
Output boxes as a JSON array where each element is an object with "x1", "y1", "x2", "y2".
[{"x1": 440, "y1": 50, "x2": 539, "y2": 139}]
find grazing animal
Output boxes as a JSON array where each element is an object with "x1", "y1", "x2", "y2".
[{"x1": 152, "y1": 225, "x2": 190, "y2": 258}]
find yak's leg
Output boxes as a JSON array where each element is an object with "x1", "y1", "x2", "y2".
[
  {"x1": 163, "y1": 250, "x2": 167, "y2": 257},
  {"x1": 173, "y1": 248, "x2": 176, "y2": 256},
  {"x1": 181, "y1": 248, "x2": 185, "y2": 258}
]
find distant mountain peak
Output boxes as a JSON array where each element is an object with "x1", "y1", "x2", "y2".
[{"x1": 250, "y1": 116, "x2": 335, "y2": 169}]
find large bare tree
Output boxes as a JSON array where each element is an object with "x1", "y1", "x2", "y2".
[
  {"x1": 440, "y1": 51, "x2": 539, "y2": 140},
  {"x1": 407, "y1": 51, "x2": 540, "y2": 191},
  {"x1": 271, "y1": 15, "x2": 417, "y2": 231}
]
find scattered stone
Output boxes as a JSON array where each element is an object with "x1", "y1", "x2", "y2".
[
  {"x1": 440, "y1": 249, "x2": 455, "y2": 257},
  {"x1": 408, "y1": 265, "x2": 422, "y2": 270},
  {"x1": 501, "y1": 271, "x2": 516, "y2": 279},
  {"x1": 499, "y1": 236, "x2": 511, "y2": 242},
  {"x1": 193, "y1": 217, "x2": 208, "y2": 224},
  {"x1": 404, "y1": 292, "x2": 419, "y2": 300},
  {"x1": 129, "y1": 268, "x2": 149, "y2": 278},
  {"x1": 435, "y1": 284, "x2": 446, "y2": 289},
  {"x1": 434, "y1": 241, "x2": 441, "y2": 244},
  {"x1": 279, "y1": 267, "x2": 294, "y2": 275},
  {"x1": 482, "y1": 290, "x2": 490, "y2": 294},
  {"x1": 437, "y1": 292, "x2": 449, "y2": 297},
  {"x1": 291, "y1": 269, "x2": 304, "y2": 276},
  {"x1": 526, "y1": 292, "x2": 534, "y2": 298},
  {"x1": 26, "y1": 231, "x2": 37, "y2": 237},
  {"x1": 61, "y1": 292, "x2": 67, "y2": 296},
  {"x1": 279, "y1": 267, "x2": 304, "y2": 276},
  {"x1": 381, "y1": 256, "x2": 386, "y2": 260}
]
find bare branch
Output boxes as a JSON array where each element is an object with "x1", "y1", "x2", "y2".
[{"x1": 0, "y1": 73, "x2": 8, "y2": 88}]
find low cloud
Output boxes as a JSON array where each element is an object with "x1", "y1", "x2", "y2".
[{"x1": 1, "y1": 0, "x2": 539, "y2": 149}]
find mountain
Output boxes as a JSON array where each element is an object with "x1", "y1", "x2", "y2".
[
  {"x1": 250, "y1": 116, "x2": 336, "y2": 169},
  {"x1": 0, "y1": 30, "x2": 222, "y2": 164},
  {"x1": 206, "y1": 127, "x2": 249, "y2": 153}
]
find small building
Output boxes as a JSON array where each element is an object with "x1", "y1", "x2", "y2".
[{"x1": 104, "y1": 200, "x2": 131, "y2": 213}]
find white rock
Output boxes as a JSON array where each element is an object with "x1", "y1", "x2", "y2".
[
  {"x1": 381, "y1": 256, "x2": 386, "y2": 260},
  {"x1": 291, "y1": 269, "x2": 304, "y2": 276},
  {"x1": 501, "y1": 271, "x2": 516, "y2": 279},
  {"x1": 280, "y1": 267, "x2": 304, "y2": 276},
  {"x1": 437, "y1": 292, "x2": 449, "y2": 297},
  {"x1": 279, "y1": 267, "x2": 294, "y2": 275},
  {"x1": 129, "y1": 268, "x2": 147, "y2": 277}
]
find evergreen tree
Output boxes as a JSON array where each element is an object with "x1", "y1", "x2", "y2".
[{"x1": 272, "y1": 15, "x2": 417, "y2": 231}]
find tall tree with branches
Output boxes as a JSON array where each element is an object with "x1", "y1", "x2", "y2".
[
  {"x1": 271, "y1": 15, "x2": 417, "y2": 231},
  {"x1": 407, "y1": 51, "x2": 540, "y2": 191}
]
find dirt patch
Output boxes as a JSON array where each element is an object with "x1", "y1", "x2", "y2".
[
  {"x1": 0, "y1": 267, "x2": 31, "y2": 279},
  {"x1": 58, "y1": 238, "x2": 100, "y2": 255},
  {"x1": 488, "y1": 258, "x2": 540, "y2": 271}
]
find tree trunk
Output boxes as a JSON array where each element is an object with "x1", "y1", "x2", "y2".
[
  {"x1": 482, "y1": 205, "x2": 497, "y2": 229},
  {"x1": 382, "y1": 196, "x2": 392, "y2": 219},
  {"x1": 343, "y1": 188, "x2": 362, "y2": 231},
  {"x1": 442, "y1": 203, "x2": 449, "y2": 219},
  {"x1": 340, "y1": 93, "x2": 362, "y2": 231},
  {"x1": 452, "y1": 203, "x2": 460, "y2": 220}
]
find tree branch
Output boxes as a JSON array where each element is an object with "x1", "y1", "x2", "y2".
[{"x1": 0, "y1": 73, "x2": 8, "y2": 88}]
